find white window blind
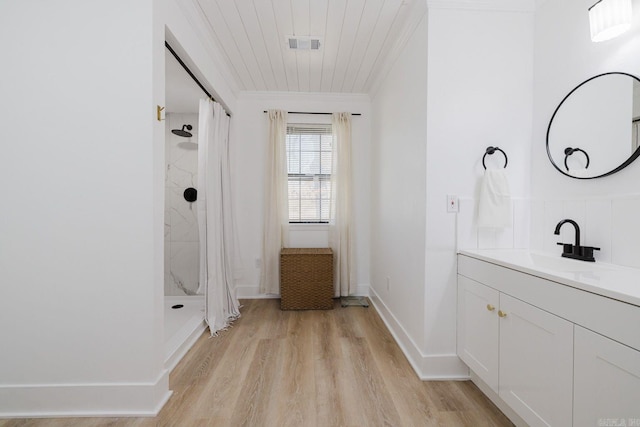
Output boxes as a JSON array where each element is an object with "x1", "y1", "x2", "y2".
[{"x1": 286, "y1": 124, "x2": 333, "y2": 223}]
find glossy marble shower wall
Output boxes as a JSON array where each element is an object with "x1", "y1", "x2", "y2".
[{"x1": 165, "y1": 113, "x2": 199, "y2": 295}]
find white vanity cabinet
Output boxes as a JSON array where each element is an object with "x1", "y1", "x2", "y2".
[
  {"x1": 498, "y1": 293, "x2": 573, "y2": 427},
  {"x1": 573, "y1": 326, "x2": 640, "y2": 426},
  {"x1": 458, "y1": 252, "x2": 640, "y2": 427},
  {"x1": 457, "y1": 275, "x2": 573, "y2": 427},
  {"x1": 458, "y1": 275, "x2": 500, "y2": 393},
  {"x1": 457, "y1": 275, "x2": 499, "y2": 390}
]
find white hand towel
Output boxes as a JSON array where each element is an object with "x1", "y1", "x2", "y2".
[{"x1": 477, "y1": 169, "x2": 512, "y2": 228}]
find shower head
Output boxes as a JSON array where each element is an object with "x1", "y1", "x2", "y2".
[{"x1": 172, "y1": 124, "x2": 193, "y2": 138}]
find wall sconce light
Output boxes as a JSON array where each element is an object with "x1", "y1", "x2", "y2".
[{"x1": 589, "y1": 0, "x2": 633, "y2": 42}]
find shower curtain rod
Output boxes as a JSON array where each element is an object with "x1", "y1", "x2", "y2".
[
  {"x1": 165, "y1": 41, "x2": 231, "y2": 117},
  {"x1": 263, "y1": 111, "x2": 361, "y2": 116}
]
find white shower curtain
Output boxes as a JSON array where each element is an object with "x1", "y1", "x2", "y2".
[
  {"x1": 259, "y1": 110, "x2": 289, "y2": 295},
  {"x1": 329, "y1": 112, "x2": 355, "y2": 297},
  {"x1": 197, "y1": 99, "x2": 240, "y2": 335}
]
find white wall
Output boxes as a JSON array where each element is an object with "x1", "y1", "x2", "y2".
[
  {"x1": 0, "y1": 0, "x2": 240, "y2": 416},
  {"x1": 531, "y1": 0, "x2": 640, "y2": 268},
  {"x1": 0, "y1": 0, "x2": 168, "y2": 416},
  {"x1": 370, "y1": 11, "x2": 429, "y2": 360},
  {"x1": 232, "y1": 92, "x2": 371, "y2": 298},
  {"x1": 370, "y1": 2, "x2": 534, "y2": 378},
  {"x1": 425, "y1": 5, "x2": 533, "y2": 364}
]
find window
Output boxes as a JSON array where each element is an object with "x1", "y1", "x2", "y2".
[{"x1": 286, "y1": 124, "x2": 333, "y2": 223}]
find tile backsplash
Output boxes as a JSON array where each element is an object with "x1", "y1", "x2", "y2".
[
  {"x1": 610, "y1": 197, "x2": 640, "y2": 268},
  {"x1": 457, "y1": 194, "x2": 640, "y2": 269},
  {"x1": 531, "y1": 195, "x2": 640, "y2": 269},
  {"x1": 457, "y1": 197, "x2": 530, "y2": 251}
]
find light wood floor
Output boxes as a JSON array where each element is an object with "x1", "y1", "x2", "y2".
[{"x1": 1, "y1": 299, "x2": 513, "y2": 427}]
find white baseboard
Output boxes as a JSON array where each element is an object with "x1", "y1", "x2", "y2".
[
  {"x1": 235, "y1": 285, "x2": 280, "y2": 299},
  {"x1": 165, "y1": 320, "x2": 207, "y2": 373},
  {"x1": 235, "y1": 283, "x2": 370, "y2": 299},
  {"x1": 470, "y1": 371, "x2": 528, "y2": 427},
  {"x1": 368, "y1": 287, "x2": 469, "y2": 380},
  {"x1": 0, "y1": 370, "x2": 171, "y2": 418}
]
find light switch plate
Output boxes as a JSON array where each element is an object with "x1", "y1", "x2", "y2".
[{"x1": 447, "y1": 195, "x2": 459, "y2": 213}]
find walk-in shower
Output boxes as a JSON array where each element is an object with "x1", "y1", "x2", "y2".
[
  {"x1": 165, "y1": 40, "x2": 213, "y2": 372},
  {"x1": 164, "y1": 113, "x2": 203, "y2": 371}
]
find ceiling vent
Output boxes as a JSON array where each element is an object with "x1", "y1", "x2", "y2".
[{"x1": 287, "y1": 36, "x2": 321, "y2": 50}]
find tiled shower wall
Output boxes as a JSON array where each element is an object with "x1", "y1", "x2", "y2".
[{"x1": 165, "y1": 113, "x2": 200, "y2": 296}]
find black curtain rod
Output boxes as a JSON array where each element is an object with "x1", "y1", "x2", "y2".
[
  {"x1": 263, "y1": 111, "x2": 361, "y2": 116},
  {"x1": 165, "y1": 42, "x2": 214, "y2": 101},
  {"x1": 165, "y1": 41, "x2": 231, "y2": 117}
]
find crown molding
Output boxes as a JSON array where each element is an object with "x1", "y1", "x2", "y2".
[{"x1": 426, "y1": 0, "x2": 536, "y2": 12}]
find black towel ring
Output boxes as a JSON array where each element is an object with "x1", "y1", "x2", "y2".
[
  {"x1": 563, "y1": 147, "x2": 590, "y2": 171},
  {"x1": 482, "y1": 146, "x2": 508, "y2": 169}
]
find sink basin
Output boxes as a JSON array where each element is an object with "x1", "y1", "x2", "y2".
[
  {"x1": 528, "y1": 253, "x2": 611, "y2": 273},
  {"x1": 458, "y1": 249, "x2": 640, "y2": 307}
]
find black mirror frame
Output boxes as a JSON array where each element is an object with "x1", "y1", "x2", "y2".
[{"x1": 546, "y1": 72, "x2": 640, "y2": 180}]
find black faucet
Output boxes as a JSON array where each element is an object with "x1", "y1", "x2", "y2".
[{"x1": 554, "y1": 219, "x2": 600, "y2": 262}]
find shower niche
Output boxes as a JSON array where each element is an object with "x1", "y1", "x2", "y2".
[{"x1": 165, "y1": 113, "x2": 200, "y2": 296}]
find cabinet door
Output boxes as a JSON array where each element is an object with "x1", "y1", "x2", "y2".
[
  {"x1": 574, "y1": 326, "x2": 640, "y2": 426},
  {"x1": 457, "y1": 275, "x2": 500, "y2": 391},
  {"x1": 499, "y1": 293, "x2": 573, "y2": 427}
]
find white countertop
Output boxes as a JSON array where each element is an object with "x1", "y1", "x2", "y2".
[{"x1": 459, "y1": 249, "x2": 640, "y2": 307}]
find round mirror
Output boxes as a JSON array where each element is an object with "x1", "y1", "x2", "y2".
[{"x1": 546, "y1": 72, "x2": 640, "y2": 179}]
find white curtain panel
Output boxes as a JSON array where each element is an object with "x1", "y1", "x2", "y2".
[
  {"x1": 330, "y1": 112, "x2": 355, "y2": 297},
  {"x1": 197, "y1": 99, "x2": 240, "y2": 335},
  {"x1": 260, "y1": 110, "x2": 289, "y2": 294}
]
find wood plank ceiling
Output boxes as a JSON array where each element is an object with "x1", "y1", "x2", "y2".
[{"x1": 194, "y1": 0, "x2": 416, "y2": 93}]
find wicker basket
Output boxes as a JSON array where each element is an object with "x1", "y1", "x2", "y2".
[{"x1": 280, "y1": 248, "x2": 334, "y2": 310}]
